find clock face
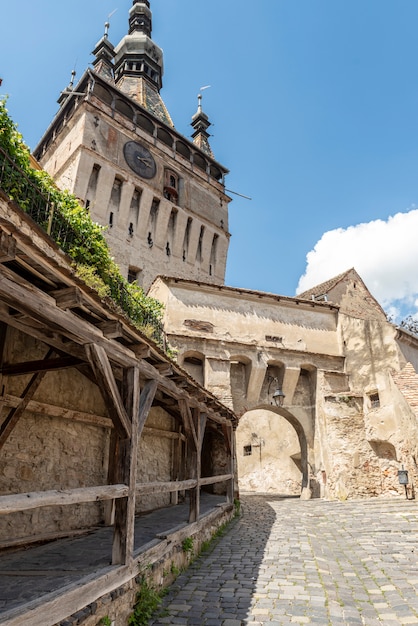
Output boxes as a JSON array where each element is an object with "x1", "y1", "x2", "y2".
[{"x1": 123, "y1": 141, "x2": 157, "y2": 179}]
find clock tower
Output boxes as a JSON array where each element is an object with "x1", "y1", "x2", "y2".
[{"x1": 34, "y1": 1, "x2": 231, "y2": 291}]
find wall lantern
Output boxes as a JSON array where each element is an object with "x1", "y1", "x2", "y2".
[
  {"x1": 268, "y1": 376, "x2": 286, "y2": 407},
  {"x1": 272, "y1": 388, "x2": 286, "y2": 407}
]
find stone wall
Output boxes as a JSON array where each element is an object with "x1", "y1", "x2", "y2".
[{"x1": 237, "y1": 410, "x2": 301, "y2": 495}]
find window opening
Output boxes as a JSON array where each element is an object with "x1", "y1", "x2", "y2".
[
  {"x1": 196, "y1": 225, "x2": 205, "y2": 262},
  {"x1": 243, "y1": 445, "x2": 252, "y2": 457},
  {"x1": 85, "y1": 164, "x2": 100, "y2": 210}
]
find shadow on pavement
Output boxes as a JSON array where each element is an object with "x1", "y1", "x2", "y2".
[{"x1": 150, "y1": 494, "x2": 292, "y2": 625}]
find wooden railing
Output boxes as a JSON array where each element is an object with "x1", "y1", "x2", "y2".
[{"x1": 0, "y1": 476, "x2": 233, "y2": 516}]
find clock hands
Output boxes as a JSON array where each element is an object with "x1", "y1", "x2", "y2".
[
  {"x1": 124, "y1": 141, "x2": 156, "y2": 178},
  {"x1": 136, "y1": 155, "x2": 153, "y2": 168}
]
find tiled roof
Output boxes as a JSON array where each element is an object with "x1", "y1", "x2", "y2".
[
  {"x1": 393, "y1": 362, "x2": 418, "y2": 413},
  {"x1": 297, "y1": 269, "x2": 356, "y2": 300}
]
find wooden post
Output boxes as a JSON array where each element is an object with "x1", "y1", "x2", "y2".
[
  {"x1": 222, "y1": 422, "x2": 235, "y2": 504},
  {"x1": 111, "y1": 366, "x2": 140, "y2": 565},
  {"x1": 179, "y1": 399, "x2": 200, "y2": 523}
]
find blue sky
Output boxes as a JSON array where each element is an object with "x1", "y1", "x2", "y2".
[{"x1": 2, "y1": 1, "x2": 418, "y2": 319}]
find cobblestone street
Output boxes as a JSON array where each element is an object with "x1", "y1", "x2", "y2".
[{"x1": 150, "y1": 495, "x2": 418, "y2": 626}]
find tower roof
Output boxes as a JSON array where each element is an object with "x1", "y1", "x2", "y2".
[
  {"x1": 191, "y1": 93, "x2": 214, "y2": 158},
  {"x1": 92, "y1": 22, "x2": 115, "y2": 83},
  {"x1": 112, "y1": 1, "x2": 173, "y2": 126}
]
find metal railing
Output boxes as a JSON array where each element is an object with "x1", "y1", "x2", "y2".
[{"x1": 0, "y1": 146, "x2": 166, "y2": 348}]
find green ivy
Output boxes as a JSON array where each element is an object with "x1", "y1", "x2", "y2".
[
  {"x1": 0, "y1": 98, "x2": 166, "y2": 348},
  {"x1": 128, "y1": 577, "x2": 164, "y2": 626}
]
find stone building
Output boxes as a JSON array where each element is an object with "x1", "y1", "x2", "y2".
[
  {"x1": 150, "y1": 270, "x2": 418, "y2": 500},
  {"x1": 31, "y1": 0, "x2": 418, "y2": 504},
  {"x1": 34, "y1": 0, "x2": 231, "y2": 292}
]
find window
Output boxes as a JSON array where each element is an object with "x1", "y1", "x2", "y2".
[
  {"x1": 369, "y1": 392, "x2": 380, "y2": 409},
  {"x1": 163, "y1": 169, "x2": 179, "y2": 203},
  {"x1": 243, "y1": 445, "x2": 252, "y2": 457},
  {"x1": 128, "y1": 267, "x2": 141, "y2": 284}
]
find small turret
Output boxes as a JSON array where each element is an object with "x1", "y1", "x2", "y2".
[
  {"x1": 191, "y1": 92, "x2": 214, "y2": 158},
  {"x1": 92, "y1": 21, "x2": 116, "y2": 83}
]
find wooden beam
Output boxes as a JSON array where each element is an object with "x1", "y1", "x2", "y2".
[
  {"x1": 179, "y1": 399, "x2": 198, "y2": 451},
  {"x1": 155, "y1": 363, "x2": 173, "y2": 376},
  {"x1": 0, "y1": 263, "x2": 237, "y2": 425},
  {"x1": 138, "y1": 379, "x2": 158, "y2": 439},
  {"x1": 0, "y1": 355, "x2": 83, "y2": 376},
  {"x1": 51, "y1": 286, "x2": 84, "y2": 309},
  {"x1": 85, "y1": 343, "x2": 131, "y2": 438},
  {"x1": 1, "y1": 394, "x2": 111, "y2": 429},
  {"x1": 112, "y1": 366, "x2": 140, "y2": 566},
  {"x1": 178, "y1": 400, "x2": 200, "y2": 522},
  {"x1": 0, "y1": 484, "x2": 129, "y2": 514},
  {"x1": 200, "y1": 413, "x2": 207, "y2": 451},
  {"x1": 0, "y1": 347, "x2": 54, "y2": 451},
  {"x1": 199, "y1": 474, "x2": 233, "y2": 486},
  {"x1": 136, "y1": 478, "x2": 197, "y2": 495},
  {"x1": 0, "y1": 231, "x2": 16, "y2": 263},
  {"x1": 222, "y1": 422, "x2": 232, "y2": 456}
]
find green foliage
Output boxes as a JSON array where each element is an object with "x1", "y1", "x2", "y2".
[
  {"x1": 234, "y1": 498, "x2": 241, "y2": 517},
  {"x1": 98, "y1": 617, "x2": 112, "y2": 626},
  {"x1": 0, "y1": 97, "x2": 167, "y2": 350},
  {"x1": 0, "y1": 98, "x2": 31, "y2": 170},
  {"x1": 128, "y1": 577, "x2": 163, "y2": 626},
  {"x1": 170, "y1": 561, "x2": 180, "y2": 576},
  {"x1": 182, "y1": 536, "x2": 194, "y2": 554}
]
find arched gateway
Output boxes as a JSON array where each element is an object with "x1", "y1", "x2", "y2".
[{"x1": 236, "y1": 406, "x2": 313, "y2": 499}]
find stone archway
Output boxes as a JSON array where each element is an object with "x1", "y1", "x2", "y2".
[{"x1": 236, "y1": 405, "x2": 312, "y2": 499}]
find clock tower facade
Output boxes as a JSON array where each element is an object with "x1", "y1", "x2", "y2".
[{"x1": 34, "y1": 1, "x2": 231, "y2": 291}]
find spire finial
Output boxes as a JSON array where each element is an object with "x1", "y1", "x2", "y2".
[{"x1": 191, "y1": 86, "x2": 214, "y2": 158}]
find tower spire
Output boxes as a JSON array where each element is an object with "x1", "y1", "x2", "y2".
[
  {"x1": 191, "y1": 91, "x2": 214, "y2": 158},
  {"x1": 113, "y1": 0, "x2": 173, "y2": 126},
  {"x1": 92, "y1": 20, "x2": 115, "y2": 83}
]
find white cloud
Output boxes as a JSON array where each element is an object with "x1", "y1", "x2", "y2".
[{"x1": 296, "y1": 209, "x2": 418, "y2": 318}]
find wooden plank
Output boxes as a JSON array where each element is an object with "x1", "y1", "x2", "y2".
[
  {"x1": 0, "y1": 267, "x2": 137, "y2": 368},
  {"x1": 0, "y1": 258, "x2": 237, "y2": 425},
  {"x1": 0, "y1": 356, "x2": 83, "y2": 376},
  {"x1": 136, "y1": 479, "x2": 197, "y2": 495},
  {"x1": 0, "y1": 484, "x2": 129, "y2": 514},
  {"x1": 143, "y1": 426, "x2": 185, "y2": 441},
  {"x1": 199, "y1": 474, "x2": 233, "y2": 486},
  {"x1": 85, "y1": 343, "x2": 131, "y2": 438},
  {"x1": 1, "y1": 394, "x2": 111, "y2": 429},
  {"x1": 0, "y1": 347, "x2": 54, "y2": 451}
]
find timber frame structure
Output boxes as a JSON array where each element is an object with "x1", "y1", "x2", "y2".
[{"x1": 0, "y1": 184, "x2": 237, "y2": 624}]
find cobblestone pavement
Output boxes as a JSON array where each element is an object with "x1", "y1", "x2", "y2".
[{"x1": 150, "y1": 495, "x2": 418, "y2": 626}]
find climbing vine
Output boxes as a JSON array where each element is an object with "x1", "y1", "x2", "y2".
[{"x1": 0, "y1": 98, "x2": 166, "y2": 347}]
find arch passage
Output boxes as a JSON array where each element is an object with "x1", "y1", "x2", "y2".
[{"x1": 236, "y1": 406, "x2": 310, "y2": 497}]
